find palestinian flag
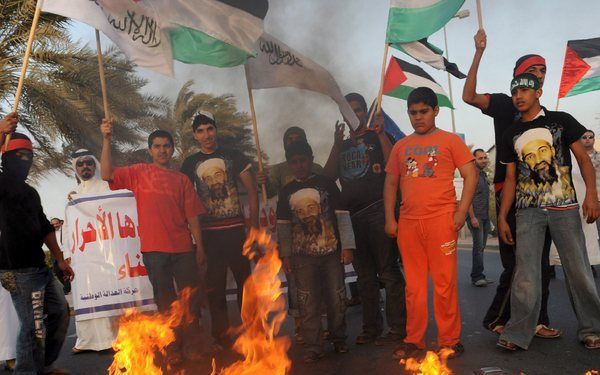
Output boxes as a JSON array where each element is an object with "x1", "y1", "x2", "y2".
[
  {"x1": 393, "y1": 38, "x2": 466, "y2": 79},
  {"x1": 386, "y1": 0, "x2": 465, "y2": 44},
  {"x1": 164, "y1": 0, "x2": 269, "y2": 67},
  {"x1": 383, "y1": 56, "x2": 453, "y2": 108},
  {"x1": 558, "y1": 37, "x2": 600, "y2": 98}
]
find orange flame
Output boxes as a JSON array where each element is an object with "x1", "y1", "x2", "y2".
[
  {"x1": 212, "y1": 227, "x2": 291, "y2": 375},
  {"x1": 400, "y1": 349, "x2": 454, "y2": 375},
  {"x1": 585, "y1": 371, "x2": 599, "y2": 375},
  {"x1": 108, "y1": 288, "x2": 195, "y2": 375}
]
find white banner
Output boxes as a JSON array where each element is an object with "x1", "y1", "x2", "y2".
[{"x1": 64, "y1": 190, "x2": 156, "y2": 321}]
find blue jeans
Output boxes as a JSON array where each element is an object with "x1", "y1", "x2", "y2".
[
  {"x1": 0, "y1": 267, "x2": 69, "y2": 375},
  {"x1": 501, "y1": 208, "x2": 600, "y2": 349},
  {"x1": 467, "y1": 217, "x2": 491, "y2": 282},
  {"x1": 292, "y1": 252, "x2": 347, "y2": 354},
  {"x1": 351, "y1": 201, "x2": 407, "y2": 336}
]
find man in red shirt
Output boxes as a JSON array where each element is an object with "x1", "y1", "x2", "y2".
[{"x1": 100, "y1": 119, "x2": 206, "y2": 361}]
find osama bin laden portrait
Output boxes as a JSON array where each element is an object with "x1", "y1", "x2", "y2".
[
  {"x1": 289, "y1": 188, "x2": 337, "y2": 255},
  {"x1": 196, "y1": 158, "x2": 239, "y2": 217}
]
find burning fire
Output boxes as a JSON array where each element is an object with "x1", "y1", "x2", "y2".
[
  {"x1": 585, "y1": 371, "x2": 599, "y2": 375},
  {"x1": 108, "y1": 288, "x2": 195, "y2": 375},
  {"x1": 212, "y1": 227, "x2": 291, "y2": 375},
  {"x1": 400, "y1": 349, "x2": 454, "y2": 375}
]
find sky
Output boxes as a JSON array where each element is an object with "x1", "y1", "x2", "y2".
[{"x1": 36, "y1": 0, "x2": 600, "y2": 219}]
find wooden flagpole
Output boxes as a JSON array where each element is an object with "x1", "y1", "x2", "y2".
[
  {"x1": 4, "y1": 0, "x2": 43, "y2": 151},
  {"x1": 95, "y1": 30, "x2": 111, "y2": 119},
  {"x1": 244, "y1": 69, "x2": 268, "y2": 206},
  {"x1": 555, "y1": 98, "x2": 561, "y2": 111},
  {"x1": 476, "y1": 0, "x2": 484, "y2": 29},
  {"x1": 375, "y1": 43, "x2": 390, "y2": 114}
]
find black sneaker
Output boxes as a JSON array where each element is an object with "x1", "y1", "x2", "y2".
[
  {"x1": 438, "y1": 342, "x2": 464, "y2": 359},
  {"x1": 303, "y1": 351, "x2": 325, "y2": 363},
  {"x1": 375, "y1": 331, "x2": 405, "y2": 346},
  {"x1": 333, "y1": 342, "x2": 349, "y2": 353},
  {"x1": 355, "y1": 332, "x2": 377, "y2": 345}
]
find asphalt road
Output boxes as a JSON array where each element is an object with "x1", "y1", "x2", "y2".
[{"x1": 2, "y1": 243, "x2": 600, "y2": 375}]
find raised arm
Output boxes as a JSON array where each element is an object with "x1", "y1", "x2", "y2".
[
  {"x1": 571, "y1": 141, "x2": 600, "y2": 223},
  {"x1": 100, "y1": 118, "x2": 114, "y2": 181},
  {"x1": 374, "y1": 112, "x2": 393, "y2": 162},
  {"x1": 462, "y1": 29, "x2": 490, "y2": 111},
  {"x1": 323, "y1": 121, "x2": 345, "y2": 179}
]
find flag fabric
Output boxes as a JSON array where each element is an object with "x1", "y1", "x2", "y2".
[
  {"x1": 383, "y1": 56, "x2": 454, "y2": 109},
  {"x1": 151, "y1": 0, "x2": 268, "y2": 66},
  {"x1": 558, "y1": 37, "x2": 600, "y2": 99},
  {"x1": 42, "y1": 0, "x2": 267, "y2": 75},
  {"x1": 386, "y1": 0, "x2": 465, "y2": 44},
  {"x1": 245, "y1": 33, "x2": 360, "y2": 130},
  {"x1": 42, "y1": 0, "x2": 174, "y2": 75},
  {"x1": 393, "y1": 39, "x2": 466, "y2": 79}
]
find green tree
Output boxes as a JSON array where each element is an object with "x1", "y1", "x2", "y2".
[
  {"x1": 158, "y1": 80, "x2": 263, "y2": 168},
  {"x1": 1, "y1": 0, "x2": 167, "y2": 177}
]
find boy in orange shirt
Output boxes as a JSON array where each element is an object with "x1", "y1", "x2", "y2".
[{"x1": 383, "y1": 87, "x2": 478, "y2": 359}]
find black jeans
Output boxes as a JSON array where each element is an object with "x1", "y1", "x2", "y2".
[
  {"x1": 203, "y1": 227, "x2": 251, "y2": 342},
  {"x1": 143, "y1": 251, "x2": 202, "y2": 352},
  {"x1": 351, "y1": 200, "x2": 407, "y2": 336},
  {"x1": 483, "y1": 189, "x2": 552, "y2": 330},
  {"x1": 292, "y1": 252, "x2": 347, "y2": 354}
]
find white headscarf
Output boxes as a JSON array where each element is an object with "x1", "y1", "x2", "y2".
[{"x1": 71, "y1": 149, "x2": 109, "y2": 194}]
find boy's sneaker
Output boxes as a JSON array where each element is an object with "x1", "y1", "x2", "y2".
[
  {"x1": 333, "y1": 342, "x2": 349, "y2": 353},
  {"x1": 438, "y1": 342, "x2": 464, "y2": 359},
  {"x1": 303, "y1": 351, "x2": 325, "y2": 363},
  {"x1": 375, "y1": 330, "x2": 405, "y2": 346},
  {"x1": 355, "y1": 332, "x2": 377, "y2": 345}
]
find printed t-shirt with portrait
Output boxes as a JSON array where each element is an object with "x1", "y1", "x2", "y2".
[
  {"x1": 338, "y1": 129, "x2": 393, "y2": 213},
  {"x1": 276, "y1": 174, "x2": 342, "y2": 257},
  {"x1": 181, "y1": 148, "x2": 251, "y2": 230},
  {"x1": 385, "y1": 129, "x2": 474, "y2": 219},
  {"x1": 499, "y1": 109, "x2": 586, "y2": 210},
  {"x1": 109, "y1": 163, "x2": 205, "y2": 253}
]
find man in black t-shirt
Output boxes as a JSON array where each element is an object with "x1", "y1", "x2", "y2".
[
  {"x1": 323, "y1": 93, "x2": 406, "y2": 345},
  {"x1": 496, "y1": 74, "x2": 600, "y2": 351},
  {"x1": 0, "y1": 132, "x2": 74, "y2": 375},
  {"x1": 462, "y1": 29, "x2": 559, "y2": 338},
  {"x1": 277, "y1": 140, "x2": 355, "y2": 362},
  {"x1": 181, "y1": 110, "x2": 259, "y2": 349}
]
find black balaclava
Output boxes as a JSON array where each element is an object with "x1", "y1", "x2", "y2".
[{"x1": 1, "y1": 133, "x2": 33, "y2": 181}]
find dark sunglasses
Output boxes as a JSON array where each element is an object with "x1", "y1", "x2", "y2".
[
  {"x1": 582, "y1": 135, "x2": 595, "y2": 140},
  {"x1": 76, "y1": 160, "x2": 95, "y2": 167}
]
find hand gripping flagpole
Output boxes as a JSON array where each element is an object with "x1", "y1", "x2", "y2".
[
  {"x1": 244, "y1": 67, "x2": 268, "y2": 207},
  {"x1": 95, "y1": 30, "x2": 111, "y2": 120},
  {"x1": 4, "y1": 0, "x2": 44, "y2": 151}
]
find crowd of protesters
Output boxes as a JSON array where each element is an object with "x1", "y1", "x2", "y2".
[{"x1": 2, "y1": 27, "x2": 600, "y2": 374}]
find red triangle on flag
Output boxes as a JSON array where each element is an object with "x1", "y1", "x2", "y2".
[
  {"x1": 558, "y1": 46, "x2": 591, "y2": 98},
  {"x1": 383, "y1": 57, "x2": 408, "y2": 95}
]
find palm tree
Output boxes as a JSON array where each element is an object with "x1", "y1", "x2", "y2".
[
  {"x1": 1, "y1": 0, "x2": 168, "y2": 177},
  {"x1": 159, "y1": 80, "x2": 263, "y2": 168}
]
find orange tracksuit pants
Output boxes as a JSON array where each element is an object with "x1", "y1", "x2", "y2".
[{"x1": 397, "y1": 212, "x2": 461, "y2": 348}]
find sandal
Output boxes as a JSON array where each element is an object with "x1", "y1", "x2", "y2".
[
  {"x1": 583, "y1": 334, "x2": 600, "y2": 349},
  {"x1": 496, "y1": 338, "x2": 518, "y2": 351},
  {"x1": 492, "y1": 325, "x2": 504, "y2": 335},
  {"x1": 438, "y1": 342, "x2": 464, "y2": 359},
  {"x1": 535, "y1": 324, "x2": 561, "y2": 339},
  {"x1": 392, "y1": 342, "x2": 423, "y2": 360}
]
